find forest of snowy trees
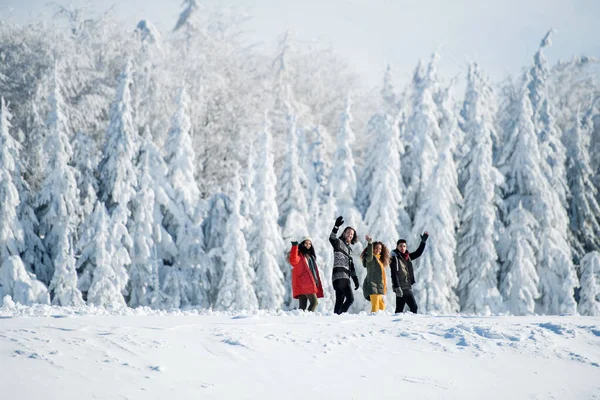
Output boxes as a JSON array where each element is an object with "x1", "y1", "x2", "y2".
[{"x1": 0, "y1": 3, "x2": 599, "y2": 315}]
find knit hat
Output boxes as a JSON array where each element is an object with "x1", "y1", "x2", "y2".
[{"x1": 300, "y1": 235, "x2": 312, "y2": 244}]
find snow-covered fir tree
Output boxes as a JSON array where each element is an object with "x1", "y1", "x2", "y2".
[
  {"x1": 402, "y1": 57, "x2": 440, "y2": 219},
  {"x1": 363, "y1": 113, "x2": 403, "y2": 248},
  {"x1": 214, "y1": 177, "x2": 259, "y2": 311},
  {"x1": 0, "y1": 97, "x2": 25, "y2": 262},
  {"x1": 456, "y1": 63, "x2": 504, "y2": 315},
  {"x1": 79, "y1": 202, "x2": 126, "y2": 308},
  {"x1": 578, "y1": 251, "x2": 600, "y2": 316},
  {"x1": 249, "y1": 115, "x2": 285, "y2": 310},
  {"x1": 332, "y1": 95, "x2": 364, "y2": 230},
  {"x1": 163, "y1": 87, "x2": 204, "y2": 307},
  {"x1": 0, "y1": 256, "x2": 49, "y2": 306},
  {"x1": 565, "y1": 107, "x2": 600, "y2": 261},
  {"x1": 72, "y1": 132, "x2": 99, "y2": 238},
  {"x1": 128, "y1": 132, "x2": 164, "y2": 308},
  {"x1": 36, "y1": 67, "x2": 83, "y2": 306},
  {"x1": 497, "y1": 76, "x2": 577, "y2": 315},
  {"x1": 411, "y1": 128, "x2": 461, "y2": 314},
  {"x1": 202, "y1": 193, "x2": 232, "y2": 306},
  {"x1": 499, "y1": 203, "x2": 540, "y2": 315}
]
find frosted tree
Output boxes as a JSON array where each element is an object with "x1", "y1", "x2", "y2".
[
  {"x1": 214, "y1": 177, "x2": 259, "y2": 311},
  {"x1": 36, "y1": 68, "x2": 83, "y2": 306},
  {"x1": 0, "y1": 97, "x2": 25, "y2": 262},
  {"x1": 403, "y1": 57, "x2": 440, "y2": 219},
  {"x1": 72, "y1": 132, "x2": 99, "y2": 238},
  {"x1": 497, "y1": 77, "x2": 577, "y2": 315},
  {"x1": 173, "y1": 0, "x2": 201, "y2": 32},
  {"x1": 578, "y1": 251, "x2": 600, "y2": 316},
  {"x1": 79, "y1": 202, "x2": 126, "y2": 308},
  {"x1": 565, "y1": 107, "x2": 600, "y2": 261},
  {"x1": 411, "y1": 132, "x2": 461, "y2": 314},
  {"x1": 332, "y1": 95, "x2": 364, "y2": 229},
  {"x1": 306, "y1": 123, "x2": 331, "y2": 202},
  {"x1": 381, "y1": 63, "x2": 400, "y2": 115},
  {"x1": 278, "y1": 111, "x2": 309, "y2": 239},
  {"x1": 528, "y1": 30, "x2": 568, "y2": 207},
  {"x1": 363, "y1": 113, "x2": 403, "y2": 247},
  {"x1": 98, "y1": 59, "x2": 138, "y2": 216},
  {"x1": 456, "y1": 63, "x2": 504, "y2": 315},
  {"x1": 499, "y1": 204, "x2": 540, "y2": 315},
  {"x1": 97, "y1": 59, "x2": 138, "y2": 304},
  {"x1": 249, "y1": 115, "x2": 285, "y2": 310},
  {"x1": 163, "y1": 87, "x2": 204, "y2": 307},
  {"x1": 128, "y1": 133, "x2": 164, "y2": 308},
  {"x1": 0, "y1": 256, "x2": 50, "y2": 306},
  {"x1": 202, "y1": 193, "x2": 232, "y2": 306}
]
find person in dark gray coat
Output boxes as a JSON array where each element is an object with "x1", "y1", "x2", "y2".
[{"x1": 389, "y1": 233, "x2": 428, "y2": 313}]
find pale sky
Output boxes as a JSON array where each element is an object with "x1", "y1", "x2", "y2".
[{"x1": 1, "y1": 0, "x2": 599, "y2": 87}]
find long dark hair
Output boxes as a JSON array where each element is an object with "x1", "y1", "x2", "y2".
[
  {"x1": 360, "y1": 241, "x2": 390, "y2": 266},
  {"x1": 299, "y1": 241, "x2": 316, "y2": 259},
  {"x1": 339, "y1": 226, "x2": 358, "y2": 245}
]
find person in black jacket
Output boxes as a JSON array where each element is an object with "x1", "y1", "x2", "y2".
[
  {"x1": 329, "y1": 216, "x2": 359, "y2": 314},
  {"x1": 389, "y1": 232, "x2": 429, "y2": 313}
]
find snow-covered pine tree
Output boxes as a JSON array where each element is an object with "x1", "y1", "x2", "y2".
[
  {"x1": 202, "y1": 193, "x2": 232, "y2": 307},
  {"x1": 72, "y1": 132, "x2": 99, "y2": 240},
  {"x1": 326, "y1": 95, "x2": 361, "y2": 230},
  {"x1": 402, "y1": 57, "x2": 440, "y2": 220},
  {"x1": 0, "y1": 256, "x2": 49, "y2": 305},
  {"x1": 411, "y1": 126, "x2": 461, "y2": 314},
  {"x1": 0, "y1": 97, "x2": 25, "y2": 262},
  {"x1": 565, "y1": 106, "x2": 600, "y2": 261},
  {"x1": 128, "y1": 132, "x2": 163, "y2": 308},
  {"x1": 456, "y1": 63, "x2": 504, "y2": 315},
  {"x1": 214, "y1": 176, "x2": 259, "y2": 311},
  {"x1": 249, "y1": 115, "x2": 285, "y2": 310},
  {"x1": 97, "y1": 59, "x2": 138, "y2": 305},
  {"x1": 578, "y1": 251, "x2": 600, "y2": 316},
  {"x1": 79, "y1": 202, "x2": 126, "y2": 308},
  {"x1": 381, "y1": 64, "x2": 400, "y2": 115},
  {"x1": 36, "y1": 67, "x2": 83, "y2": 306},
  {"x1": 499, "y1": 203, "x2": 540, "y2": 315},
  {"x1": 163, "y1": 87, "x2": 204, "y2": 308},
  {"x1": 497, "y1": 75, "x2": 577, "y2": 314}
]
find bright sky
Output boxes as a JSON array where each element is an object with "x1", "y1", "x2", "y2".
[{"x1": 2, "y1": 0, "x2": 599, "y2": 86}]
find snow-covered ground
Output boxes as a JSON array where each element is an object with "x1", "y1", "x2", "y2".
[{"x1": 1, "y1": 303, "x2": 599, "y2": 399}]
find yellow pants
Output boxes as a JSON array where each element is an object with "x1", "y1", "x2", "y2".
[{"x1": 370, "y1": 294, "x2": 385, "y2": 312}]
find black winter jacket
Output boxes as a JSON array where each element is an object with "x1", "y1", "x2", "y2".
[{"x1": 390, "y1": 243, "x2": 425, "y2": 291}]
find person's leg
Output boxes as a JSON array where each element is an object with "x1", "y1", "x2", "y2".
[
  {"x1": 307, "y1": 294, "x2": 319, "y2": 312},
  {"x1": 340, "y1": 284, "x2": 354, "y2": 313},
  {"x1": 378, "y1": 295, "x2": 386, "y2": 311},
  {"x1": 370, "y1": 294, "x2": 382, "y2": 312},
  {"x1": 298, "y1": 295, "x2": 307, "y2": 311},
  {"x1": 403, "y1": 289, "x2": 418, "y2": 314},
  {"x1": 395, "y1": 294, "x2": 406, "y2": 313},
  {"x1": 334, "y1": 286, "x2": 344, "y2": 314}
]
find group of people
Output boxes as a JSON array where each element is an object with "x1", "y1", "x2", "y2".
[{"x1": 288, "y1": 216, "x2": 429, "y2": 314}]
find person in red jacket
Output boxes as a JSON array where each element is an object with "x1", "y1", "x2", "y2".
[{"x1": 289, "y1": 236, "x2": 324, "y2": 312}]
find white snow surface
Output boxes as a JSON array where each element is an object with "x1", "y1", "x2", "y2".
[{"x1": 1, "y1": 303, "x2": 599, "y2": 399}]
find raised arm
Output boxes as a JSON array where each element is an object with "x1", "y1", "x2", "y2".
[
  {"x1": 410, "y1": 232, "x2": 429, "y2": 260},
  {"x1": 329, "y1": 216, "x2": 345, "y2": 248},
  {"x1": 289, "y1": 242, "x2": 302, "y2": 267},
  {"x1": 364, "y1": 234, "x2": 373, "y2": 263}
]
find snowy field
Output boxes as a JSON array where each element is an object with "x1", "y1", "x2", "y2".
[{"x1": 1, "y1": 303, "x2": 599, "y2": 400}]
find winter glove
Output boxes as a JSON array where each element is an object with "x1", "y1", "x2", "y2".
[
  {"x1": 394, "y1": 287, "x2": 404, "y2": 297},
  {"x1": 420, "y1": 232, "x2": 429, "y2": 243},
  {"x1": 334, "y1": 216, "x2": 345, "y2": 227},
  {"x1": 352, "y1": 275, "x2": 359, "y2": 290},
  {"x1": 291, "y1": 241, "x2": 299, "y2": 247}
]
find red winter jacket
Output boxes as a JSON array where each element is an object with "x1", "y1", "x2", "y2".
[{"x1": 289, "y1": 245, "x2": 324, "y2": 299}]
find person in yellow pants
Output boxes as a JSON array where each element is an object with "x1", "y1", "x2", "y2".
[{"x1": 360, "y1": 234, "x2": 390, "y2": 313}]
